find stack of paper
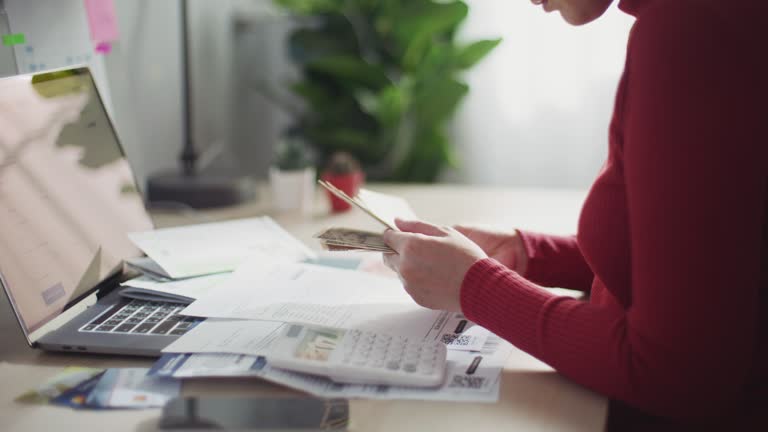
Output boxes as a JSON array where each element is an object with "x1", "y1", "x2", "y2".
[
  {"x1": 157, "y1": 259, "x2": 509, "y2": 402},
  {"x1": 151, "y1": 315, "x2": 508, "y2": 402},
  {"x1": 123, "y1": 191, "x2": 513, "y2": 401},
  {"x1": 120, "y1": 216, "x2": 316, "y2": 303},
  {"x1": 127, "y1": 216, "x2": 316, "y2": 279},
  {"x1": 119, "y1": 273, "x2": 230, "y2": 304}
]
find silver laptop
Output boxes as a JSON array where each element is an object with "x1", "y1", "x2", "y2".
[{"x1": 0, "y1": 67, "x2": 201, "y2": 356}]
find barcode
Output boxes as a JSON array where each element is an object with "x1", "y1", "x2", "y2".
[
  {"x1": 480, "y1": 335, "x2": 501, "y2": 354},
  {"x1": 441, "y1": 333, "x2": 473, "y2": 346},
  {"x1": 449, "y1": 375, "x2": 486, "y2": 389}
]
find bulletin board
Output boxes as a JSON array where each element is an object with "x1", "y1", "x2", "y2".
[{"x1": 1, "y1": 0, "x2": 117, "y2": 113}]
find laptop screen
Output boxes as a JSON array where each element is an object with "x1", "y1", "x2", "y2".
[{"x1": 0, "y1": 67, "x2": 153, "y2": 337}]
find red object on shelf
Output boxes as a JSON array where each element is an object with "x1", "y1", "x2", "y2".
[{"x1": 321, "y1": 171, "x2": 365, "y2": 212}]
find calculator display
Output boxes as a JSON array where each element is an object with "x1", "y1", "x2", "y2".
[{"x1": 295, "y1": 328, "x2": 344, "y2": 362}]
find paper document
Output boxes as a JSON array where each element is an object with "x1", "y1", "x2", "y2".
[
  {"x1": 165, "y1": 312, "x2": 488, "y2": 360},
  {"x1": 356, "y1": 188, "x2": 417, "y2": 229},
  {"x1": 180, "y1": 259, "x2": 491, "y2": 339},
  {"x1": 125, "y1": 256, "x2": 174, "y2": 280},
  {"x1": 152, "y1": 335, "x2": 511, "y2": 402},
  {"x1": 149, "y1": 353, "x2": 267, "y2": 378},
  {"x1": 128, "y1": 217, "x2": 316, "y2": 279},
  {"x1": 162, "y1": 319, "x2": 285, "y2": 356},
  {"x1": 261, "y1": 335, "x2": 511, "y2": 402},
  {"x1": 184, "y1": 259, "x2": 412, "y2": 311},
  {"x1": 119, "y1": 273, "x2": 229, "y2": 303},
  {"x1": 304, "y1": 251, "x2": 366, "y2": 270},
  {"x1": 441, "y1": 324, "x2": 491, "y2": 352}
]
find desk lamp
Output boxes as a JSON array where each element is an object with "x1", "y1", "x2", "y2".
[{"x1": 146, "y1": 0, "x2": 254, "y2": 208}]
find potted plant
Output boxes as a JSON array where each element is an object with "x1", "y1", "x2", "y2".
[
  {"x1": 273, "y1": 0, "x2": 501, "y2": 182},
  {"x1": 269, "y1": 136, "x2": 316, "y2": 214},
  {"x1": 321, "y1": 151, "x2": 364, "y2": 212}
]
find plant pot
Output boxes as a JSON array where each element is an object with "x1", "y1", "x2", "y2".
[
  {"x1": 320, "y1": 170, "x2": 364, "y2": 213},
  {"x1": 269, "y1": 166, "x2": 316, "y2": 215}
]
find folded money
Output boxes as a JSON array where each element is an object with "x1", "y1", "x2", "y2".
[
  {"x1": 314, "y1": 227, "x2": 394, "y2": 253},
  {"x1": 318, "y1": 180, "x2": 397, "y2": 230}
]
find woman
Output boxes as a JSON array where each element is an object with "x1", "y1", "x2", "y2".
[{"x1": 383, "y1": 0, "x2": 767, "y2": 429}]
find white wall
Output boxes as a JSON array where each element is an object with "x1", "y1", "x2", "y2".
[
  {"x1": 446, "y1": 1, "x2": 635, "y2": 187},
  {"x1": 104, "y1": 0, "x2": 183, "y2": 192}
]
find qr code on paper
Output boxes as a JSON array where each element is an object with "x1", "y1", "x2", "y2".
[
  {"x1": 441, "y1": 333, "x2": 474, "y2": 346},
  {"x1": 448, "y1": 375, "x2": 486, "y2": 389}
]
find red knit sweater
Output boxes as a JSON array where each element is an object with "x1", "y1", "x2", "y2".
[{"x1": 460, "y1": 0, "x2": 767, "y2": 427}]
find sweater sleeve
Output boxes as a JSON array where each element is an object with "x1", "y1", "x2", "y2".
[
  {"x1": 461, "y1": 2, "x2": 764, "y2": 421},
  {"x1": 517, "y1": 230, "x2": 594, "y2": 292}
]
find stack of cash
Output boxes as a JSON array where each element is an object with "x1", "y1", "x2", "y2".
[
  {"x1": 318, "y1": 180, "x2": 396, "y2": 230},
  {"x1": 316, "y1": 180, "x2": 399, "y2": 253},
  {"x1": 314, "y1": 227, "x2": 394, "y2": 253}
]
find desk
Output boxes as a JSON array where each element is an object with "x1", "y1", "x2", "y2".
[{"x1": 0, "y1": 184, "x2": 607, "y2": 431}]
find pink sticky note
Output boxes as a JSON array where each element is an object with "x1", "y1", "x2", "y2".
[
  {"x1": 95, "y1": 41, "x2": 112, "y2": 54},
  {"x1": 84, "y1": 0, "x2": 120, "y2": 43}
]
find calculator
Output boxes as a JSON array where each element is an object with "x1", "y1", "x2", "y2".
[{"x1": 268, "y1": 324, "x2": 448, "y2": 387}]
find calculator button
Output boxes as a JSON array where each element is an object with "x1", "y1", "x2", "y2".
[{"x1": 403, "y1": 363, "x2": 418, "y2": 373}]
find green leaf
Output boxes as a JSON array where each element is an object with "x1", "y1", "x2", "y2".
[
  {"x1": 412, "y1": 77, "x2": 469, "y2": 125},
  {"x1": 307, "y1": 127, "x2": 384, "y2": 163},
  {"x1": 306, "y1": 55, "x2": 391, "y2": 90},
  {"x1": 288, "y1": 25, "x2": 359, "y2": 64},
  {"x1": 275, "y1": 0, "x2": 498, "y2": 182},
  {"x1": 394, "y1": 1, "x2": 469, "y2": 70},
  {"x1": 355, "y1": 85, "x2": 408, "y2": 128},
  {"x1": 376, "y1": 85, "x2": 407, "y2": 127},
  {"x1": 455, "y1": 38, "x2": 502, "y2": 69},
  {"x1": 274, "y1": 0, "x2": 338, "y2": 15},
  {"x1": 393, "y1": 127, "x2": 450, "y2": 182},
  {"x1": 290, "y1": 81, "x2": 334, "y2": 109}
]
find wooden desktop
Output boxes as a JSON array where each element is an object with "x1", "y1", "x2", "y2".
[{"x1": 0, "y1": 183, "x2": 607, "y2": 432}]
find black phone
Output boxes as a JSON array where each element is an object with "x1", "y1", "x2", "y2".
[{"x1": 159, "y1": 396, "x2": 349, "y2": 431}]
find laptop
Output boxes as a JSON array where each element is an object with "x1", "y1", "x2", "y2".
[{"x1": 0, "y1": 66, "x2": 202, "y2": 356}]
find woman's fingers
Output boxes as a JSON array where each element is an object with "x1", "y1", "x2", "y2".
[
  {"x1": 383, "y1": 229, "x2": 409, "y2": 253},
  {"x1": 394, "y1": 218, "x2": 447, "y2": 237},
  {"x1": 452, "y1": 224, "x2": 476, "y2": 237},
  {"x1": 382, "y1": 252, "x2": 401, "y2": 271}
]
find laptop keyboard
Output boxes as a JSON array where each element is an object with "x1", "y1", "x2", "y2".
[{"x1": 79, "y1": 298, "x2": 203, "y2": 336}]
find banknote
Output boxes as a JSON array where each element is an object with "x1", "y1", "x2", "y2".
[
  {"x1": 318, "y1": 180, "x2": 397, "y2": 230},
  {"x1": 314, "y1": 228, "x2": 394, "y2": 253}
]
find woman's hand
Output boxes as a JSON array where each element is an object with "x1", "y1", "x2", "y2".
[
  {"x1": 452, "y1": 225, "x2": 529, "y2": 276},
  {"x1": 382, "y1": 219, "x2": 487, "y2": 312}
]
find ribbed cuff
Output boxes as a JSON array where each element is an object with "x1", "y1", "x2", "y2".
[
  {"x1": 516, "y1": 230, "x2": 594, "y2": 292},
  {"x1": 518, "y1": 229, "x2": 548, "y2": 281},
  {"x1": 460, "y1": 258, "x2": 555, "y2": 354}
]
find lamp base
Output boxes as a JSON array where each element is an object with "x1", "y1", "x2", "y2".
[{"x1": 146, "y1": 171, "x2": 256, "y2": 209}]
